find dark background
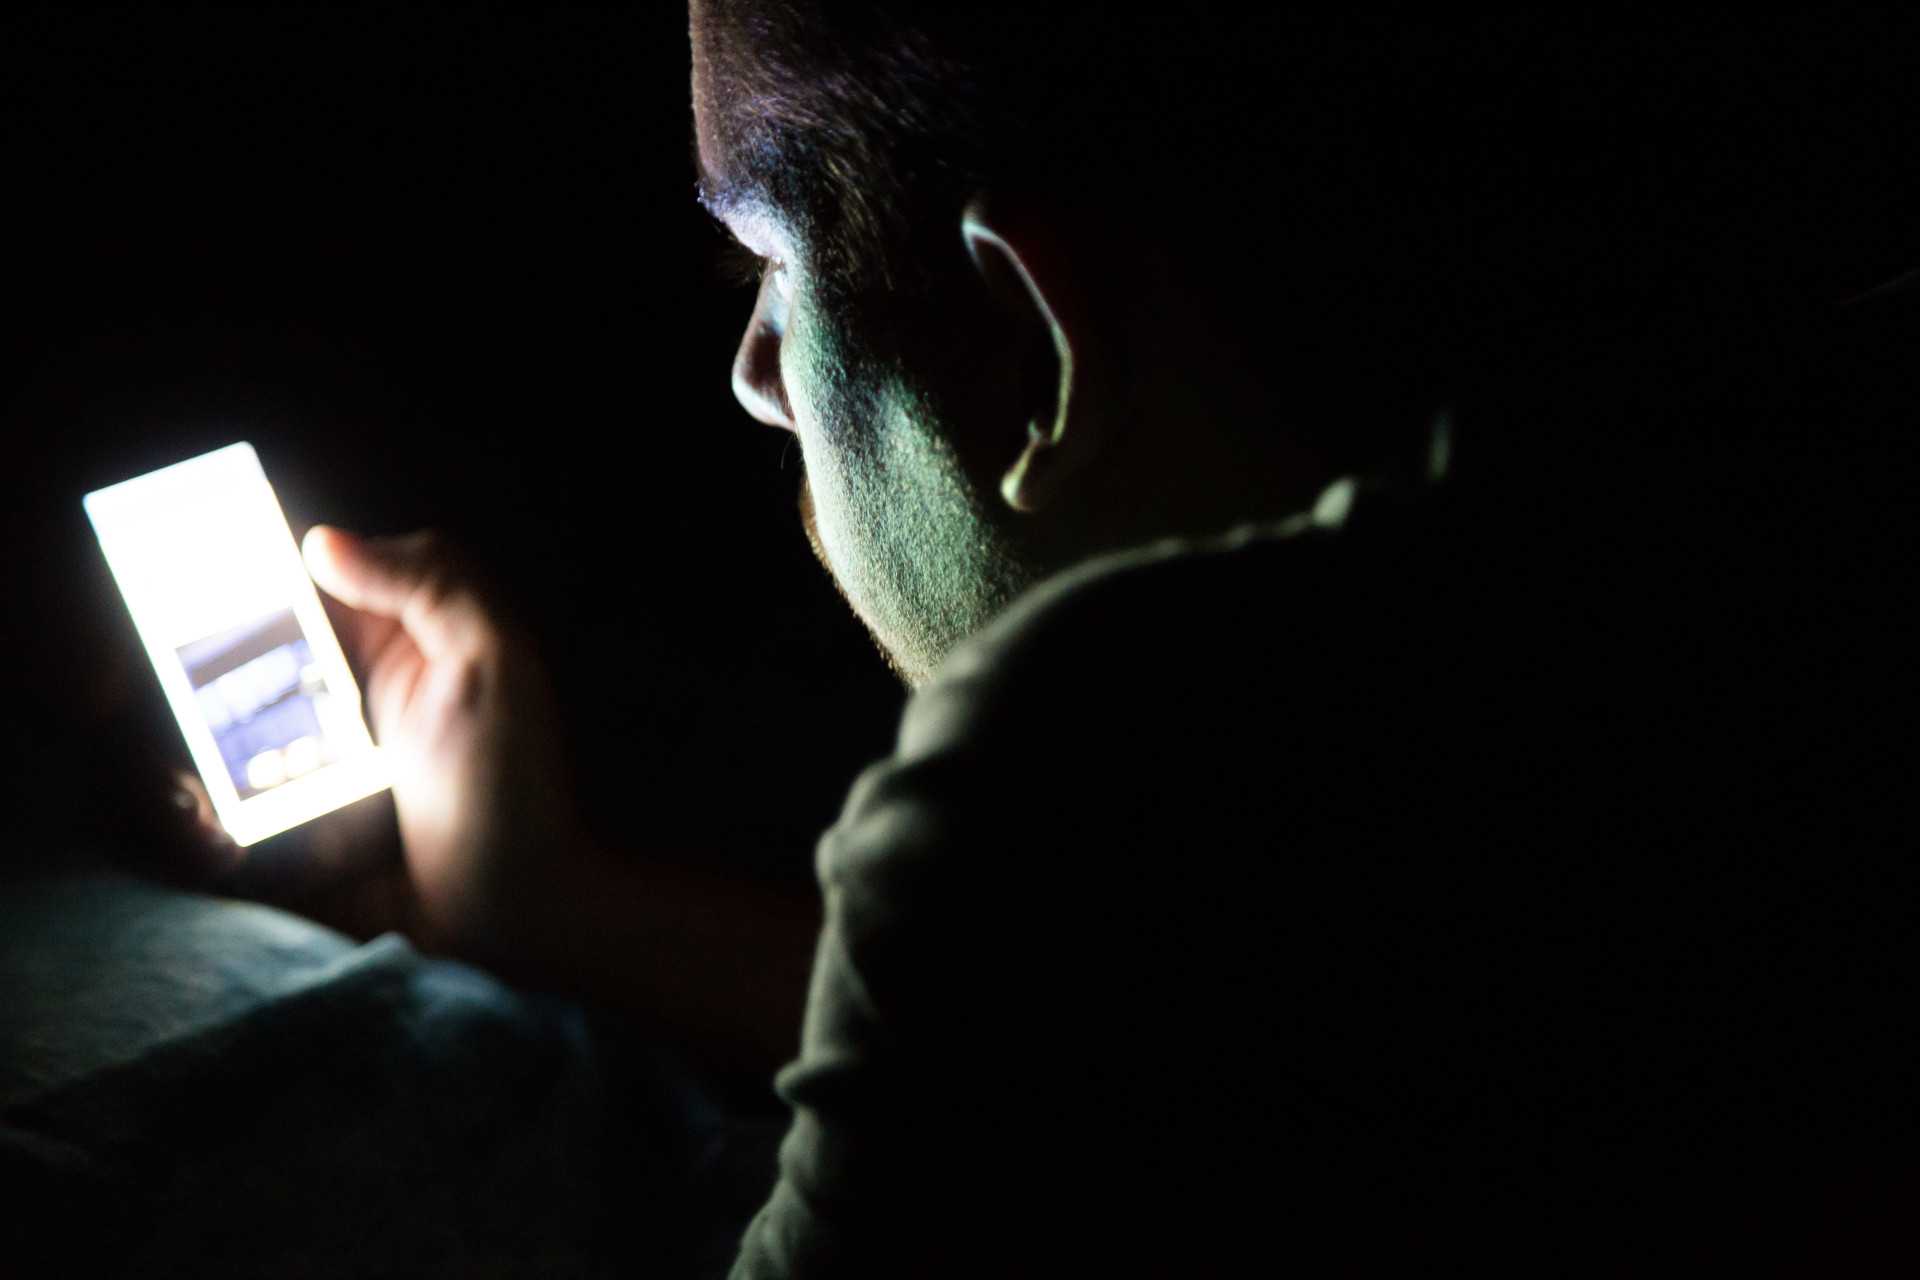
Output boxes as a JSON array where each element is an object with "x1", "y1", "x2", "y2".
[
  {"x1": 2, "y1": 3, "x2": 904, "y2": 886},
  {"x1": 3, "y1": 13, "x2": 1919, "y2": 1269},
  {"x1": 4, "y1": 8, "x2": 1917, "y2": 891}
]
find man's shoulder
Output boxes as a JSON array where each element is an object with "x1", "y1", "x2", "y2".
[
  {"x1": 815, "y1": 471, "x2": 1487, "y2": 911},
  {"x1": 897, "y1": 472, "x2": 1474, "y2": 766},
  {"x1": 792, "y1": 471, "x2": 1570, "y2": 1235}
]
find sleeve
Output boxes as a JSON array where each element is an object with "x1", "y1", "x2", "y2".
[
  {"x1": 724, "y1": 508, "x2": 1462, "y2": 1278},
  {"x1": 727, "y1": 665, "x2": 1085, "y2": 1280}
]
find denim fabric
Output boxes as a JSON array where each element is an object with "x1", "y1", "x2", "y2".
[{"x1": 0, "y1": 864, "x2": 778, "y2": 1277}]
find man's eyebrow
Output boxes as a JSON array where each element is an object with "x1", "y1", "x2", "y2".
[{"x1": 692, "y1": 136, "x2": 769, "y2": 225}]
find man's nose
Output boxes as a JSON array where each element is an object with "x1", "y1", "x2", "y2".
[{"x1": 731, "y1": 276, "x2": 796, "y2": 431}]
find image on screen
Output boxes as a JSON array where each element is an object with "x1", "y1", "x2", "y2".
[{"x1": 176, "y1": 606, "x2": 342, "y2": 800}]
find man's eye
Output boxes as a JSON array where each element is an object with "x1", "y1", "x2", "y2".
[{"x1": 711, "y1": 239, "x2": 780, "y2": 290}]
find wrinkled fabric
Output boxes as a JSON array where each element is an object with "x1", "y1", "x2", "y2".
[
  {"x1": 0, "y1": 865, "x2": 781, "y2": 1277},
  {"x1": 730, "y1": 451, "x2": 1920, "y2": 1276}
]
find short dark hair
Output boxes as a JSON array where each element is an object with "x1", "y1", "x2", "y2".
[
  {"x1": 701, "y1": 5, "x2": 1914, "y2": 471},
  {"x1": 703, "y1": 7, "x2": 1556, "y2": 295}
]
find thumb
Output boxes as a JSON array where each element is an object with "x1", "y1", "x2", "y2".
[
  {"x1": 165, "y1": 768, "x2": 244, "y2": 883},
  {"x1": 302, "y1": 525, "x2": 491, "y2": 662}
]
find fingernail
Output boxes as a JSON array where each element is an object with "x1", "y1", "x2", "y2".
[{"x1": 303, "y1": 526, "x2": 342, "y2": 575}]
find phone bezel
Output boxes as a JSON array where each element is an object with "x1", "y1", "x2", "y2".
[{"x1": 83, "y1": 441, "x2": 389, "y2": 846}]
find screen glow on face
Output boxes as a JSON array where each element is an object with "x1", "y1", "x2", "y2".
[{"x1": 84, "y1": 442, "x2": 388, "y2": 846}]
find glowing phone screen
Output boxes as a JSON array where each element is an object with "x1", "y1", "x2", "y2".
[{"x1": 83, "y1": 442, "x2": 388, "y2": 846}]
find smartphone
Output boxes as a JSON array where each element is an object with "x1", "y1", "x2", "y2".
[{"x1": 83, "y1": 442, "x2": 389, "y2": 847}]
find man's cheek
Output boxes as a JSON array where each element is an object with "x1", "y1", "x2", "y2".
[
  {"x1": 779, "y1": 306, "x2": 816, "y2": 439},
  {"x1": 786, "y1": 311, "x2": 853, "y2": 455}
]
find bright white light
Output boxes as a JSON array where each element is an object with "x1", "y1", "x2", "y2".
[
  {"x1": 246, "y1": 748, "x2": 288, "y2": 791},
  {"x1": 84, "y1": 442, "x2": 389, "y2": 846},
  {"x1": 283, "y1": 735, "x2": 321, "y2": 778}
]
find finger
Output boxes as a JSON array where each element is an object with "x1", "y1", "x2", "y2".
[
  {"x1": 168, "y1": 768, "x2": 243, "y2": 877},
  {"x1": 365, "y1": 640, "x2": 427, "y2": 743},
  {"x1": 302, "y1": 526, "x2": 492, "y2": 663},
  {"x1": 315, "y1": 589, "x2": 401, "y2": 686},
  {"x1": 170, "y1": 768, "x2": 224, "y2": 839}
]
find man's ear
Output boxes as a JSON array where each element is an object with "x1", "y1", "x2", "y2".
[{"x1": 960, "y1": 190, "x2": 1113, "y2": 514}]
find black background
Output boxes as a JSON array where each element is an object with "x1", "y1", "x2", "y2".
[
  {"x1": 2, "y1": 3, "x2": 904, "y2": 884},
  {"x1": 4, "y1": 9, "x2": 1918, "y2": 888},
  {"x1": 5, "y1": 13, "x2": 1920, "y2": 1270}
]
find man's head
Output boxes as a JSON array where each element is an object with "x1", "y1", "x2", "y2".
[
  {"x1": 691, "y1": 4, "x2": 1479, "y2": 685},
  {"x1": 687, "y1": 5, "x2": 1812, "y2": 687}
]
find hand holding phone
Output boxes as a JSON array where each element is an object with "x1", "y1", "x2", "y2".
[
  {"x1": 297, "y1": 523, "x2": 589, "y2": 962},
  {"x1": 87, "y1": 443, "x2": 590, "y2": 961}
]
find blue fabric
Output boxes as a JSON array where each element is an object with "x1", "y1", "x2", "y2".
[{"x1": 0, "y1": 861, "x2": 781, "y2": 1277}]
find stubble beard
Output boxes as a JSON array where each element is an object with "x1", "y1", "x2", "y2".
[
  {"x1": 798, "y1": 470, "x2": 828, "y2": 579},
  {"x1": 798, "y1": 471, "x2": 917, "y2": 688}
]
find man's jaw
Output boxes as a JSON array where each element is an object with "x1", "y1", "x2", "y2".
[
  {"x1": 798, "y1": 473, "x2": 823, "y2": 575},
  {"x1": 798, "y1": 473, "x2": 917, "y2": 689}
]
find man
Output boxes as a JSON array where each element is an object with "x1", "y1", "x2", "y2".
[
  {"x1": 292, "y1": 5, "x2": 1918, "y2": 1273},
  {"x1": 14, "y1": 6, "x2": 1916, "y2": 1275}
]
